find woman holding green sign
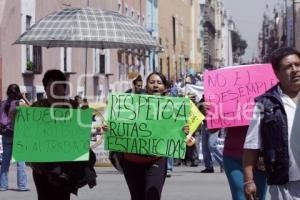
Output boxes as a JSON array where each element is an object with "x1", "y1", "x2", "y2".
[
  {"x1": 121, "y1": 72, "x2": 189, "y2": 200},
  {"x1": 30, "y1": 70, "x2": 97, "y2": 200}
]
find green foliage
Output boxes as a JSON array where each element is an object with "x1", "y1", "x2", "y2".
[
  {"x1": 26, "y1": 60, "x2": 34, "y2": 71},
  {"x1": 231, "y1": 31, "x2": 248, "y2": 56}
]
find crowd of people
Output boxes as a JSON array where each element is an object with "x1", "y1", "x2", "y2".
[{"x1": 0, "y1": 46, "x2": 300, "y2": 200}]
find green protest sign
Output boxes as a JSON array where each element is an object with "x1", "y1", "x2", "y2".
[
  {"x1": 104, "y1": 93, "x2": 190, "y2": 159},
  {"x1": 12, "y1": 107, "x2": 93, "y2": 162}
]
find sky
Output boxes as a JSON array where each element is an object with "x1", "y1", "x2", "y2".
[{"x1": 221, "y1": 0, "x2": 282, "y2": 62}]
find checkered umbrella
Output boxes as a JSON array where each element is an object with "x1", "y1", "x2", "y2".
[{"x1": 14, "y1": 7, "x2": 159, "y2": 50}]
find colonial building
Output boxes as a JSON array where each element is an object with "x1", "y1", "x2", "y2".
[
  {"x1": 0, "y1": 0, "x2": 151, "y2": 101},
  {"x1": 203, "y1": 0, "x2": 216, "y2": 69},
  {"x1": 157, "y1": 0, "x2": 202, "y2": 81}
]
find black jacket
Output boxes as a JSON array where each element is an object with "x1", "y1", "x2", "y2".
[{"x1": 256, "y1": 85, "x2": 289, "y2": 185}]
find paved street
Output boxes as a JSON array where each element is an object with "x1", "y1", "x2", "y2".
[{"x1": 0, "y1": 164, "x2": 232, "y2": 200}]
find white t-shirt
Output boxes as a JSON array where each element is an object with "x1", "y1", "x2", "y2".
[{"x1": 244, "y1": 86, "x2": 300, "y2": 181}]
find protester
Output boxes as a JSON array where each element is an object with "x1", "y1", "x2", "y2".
[
  {"x1": 166, "y1": 158, "x2": 174, "y2": 177},
  {"x1": 81, "y1": 98, "x2": 89, "y2": 109},
  {"x1": 223, "y1": 126, "x2": 267, "y2": 200},
  {"x1": 201, "y1": 100, "x2": 266, "y2": 198},
  {"x1": 243, "y1": 47, "x2": 300, "y2": 199},
  {"x1": 185, "y1": 93, "x2": 201, "y2": 167},
  {"x1": 125, "y1": 74, "x2": 145, "y2": 94},
  {"x1": 0, "y1": 84, "x2": 30, "y2": 191},
  {"x1": 200, "y1": 125, "x2": 223, "y2": 173},
  {"x1": 74, "y1": 95, "x2": 82, "y2": 108},
  {"x1": 121, "y1": 72, "x2": 189, "y2": 200},
  {"x1": 30, "y1": 69, "x2": 97, "y2": 200},
  {"x1": 169, "y1": 80, "x2": 178, "y2": 96},
  {"x1": 198, "y1": 97, "x2": 223, "y2": 173}
]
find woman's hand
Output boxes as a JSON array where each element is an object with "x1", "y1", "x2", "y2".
[
  {"x1": 182, "y1": 125, "x2": 189, "y2": 135},
  {"x1": 186, "y1": 135, "x2": 196, "y2": 146},
  {"x1": 199, "y1": 102, "x2": 210, "y2": 115},
  {"x1": 96, "y1": 124, "x2": 110, "y2": 134},
  {"x1": 101, "y1": 124, "x2": 110, "y2": 132}
]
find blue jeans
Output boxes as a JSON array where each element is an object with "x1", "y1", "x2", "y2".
[
  {"x1": 0, "y1": 135, "x2": 27, "y2": 189},
  {"x1": 167, "y1": 158, "x2": 174, "y2": 171},
  {"x1": 223, "y1": 155, "x2": 267, "y2": 200},
  {"x1": 202, "y1": 128, "x2": 223, "y2": 169}
]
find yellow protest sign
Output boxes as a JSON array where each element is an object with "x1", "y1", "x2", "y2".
[{"x1": 187, "y1": 101, "x2": 205, "y2": 134}]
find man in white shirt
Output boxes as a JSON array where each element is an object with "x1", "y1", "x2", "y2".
[{"x1": 243, "y1": 47, "x2": 300, "y2": 200}]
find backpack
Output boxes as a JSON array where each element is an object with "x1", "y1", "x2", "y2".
[{"x1": 0, "y1": 100, "x2": 14, "y2": 135}]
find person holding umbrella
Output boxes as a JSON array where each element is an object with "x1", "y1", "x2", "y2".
[{"x1": 29, "y1": 69, "x2": 97, "y2": 200}]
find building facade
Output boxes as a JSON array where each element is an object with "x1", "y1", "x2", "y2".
[
  {"x1": 0, "y1": 0, "x2": 150, "y2": 101},
  {"x1": 203, "y1": 0, "x2": 216, "y2": 69},
  {"x1": 158, "y1": 0, "x2": 203, "y2": 81}
]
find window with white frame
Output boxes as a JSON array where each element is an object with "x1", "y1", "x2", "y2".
[
  {"x1": 33, "y1": 46, "x2": 42, "y2": 73},
  {"x1": 93, "y1": 49, "x2": 111, "y2": 74},
  {"x1": 60, "y1": 47, "x2": 72, "y2": 72},
  {"x1": 99, "y1": 54, "x2": 105, "y2": 74},
  {"x1": 21, "y1": 0, "x2": 36, "y2": 72},
  {"x1": 26, "y1": 15, "x2": 32, "y2": 64}
]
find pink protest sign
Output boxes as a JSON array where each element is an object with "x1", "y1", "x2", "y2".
[{"x1": 204, "y1": 64, "x2": 278, "y2": 129}]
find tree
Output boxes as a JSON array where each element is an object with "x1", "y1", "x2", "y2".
[{"x1": 231, "y1": 31, "x2": 248, "y2": 56}]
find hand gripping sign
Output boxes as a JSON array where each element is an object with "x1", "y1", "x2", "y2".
[
  {"x1": 186, "y1": 101, "x2": 205, "y2": 146},
  {"x1": 204, "y1": 64, "x2": 278, "y2": 129},
  {"x1": 104, "y1": 93, "x2": 190, "y2": 159}
]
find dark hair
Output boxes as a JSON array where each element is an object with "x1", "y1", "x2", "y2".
[
  {"x1": 5, "y1": 84, "x2": 22, "y2": 115},
  {"x1": 146, "y1": 72, "x2": 169, "y2": 88},
  {"x1": 74, "y1": 95, "x2": 82, "y2": 101},
  {"x1": 132, "y1": 75, "x2": 142, "y2": 85},
  {"x1": 270, "y1": 47, "x2": 300, "y2": 71},
  {"x1": 42, "y1": 69, "x2": 66, "y2": 89}
]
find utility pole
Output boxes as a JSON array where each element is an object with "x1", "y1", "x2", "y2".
[
  {"x1": 293, "y1": 0, "x2": 296, "y2": 47},
  {"x1": 84, "y1": 0, "x2": 90, "y2": 97},
  {"x1": 285, "y1": 0, "x2": 288, "y2": 44}
]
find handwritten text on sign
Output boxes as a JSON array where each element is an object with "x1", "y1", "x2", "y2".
[
  {"x1": 204, "y1": 64, "x2": 278, "y2": 128},
  {"x1": 12, "y1": 107, "x2": 93, "y2": 162},
  {"x1": 105, "y1": 93, "x2": 190, "y2": 159}
]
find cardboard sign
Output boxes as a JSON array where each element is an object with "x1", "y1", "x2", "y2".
[
  {"x1": 204, "y1": 64, "x2": 278, "y2": 128},
  {"x1": 187, "y1": 101, "x2": 205, "y2": 134},
  {"x1": 12, "y1": 107, "x2": 93, "y2": 162},
  {"x1": 105, "y1": 93, "x2": 190, "y2": 159}
]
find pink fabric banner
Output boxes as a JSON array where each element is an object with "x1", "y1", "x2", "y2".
[{"x1": 204, "y1": 64, "x2": 278, "y2": 129}]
